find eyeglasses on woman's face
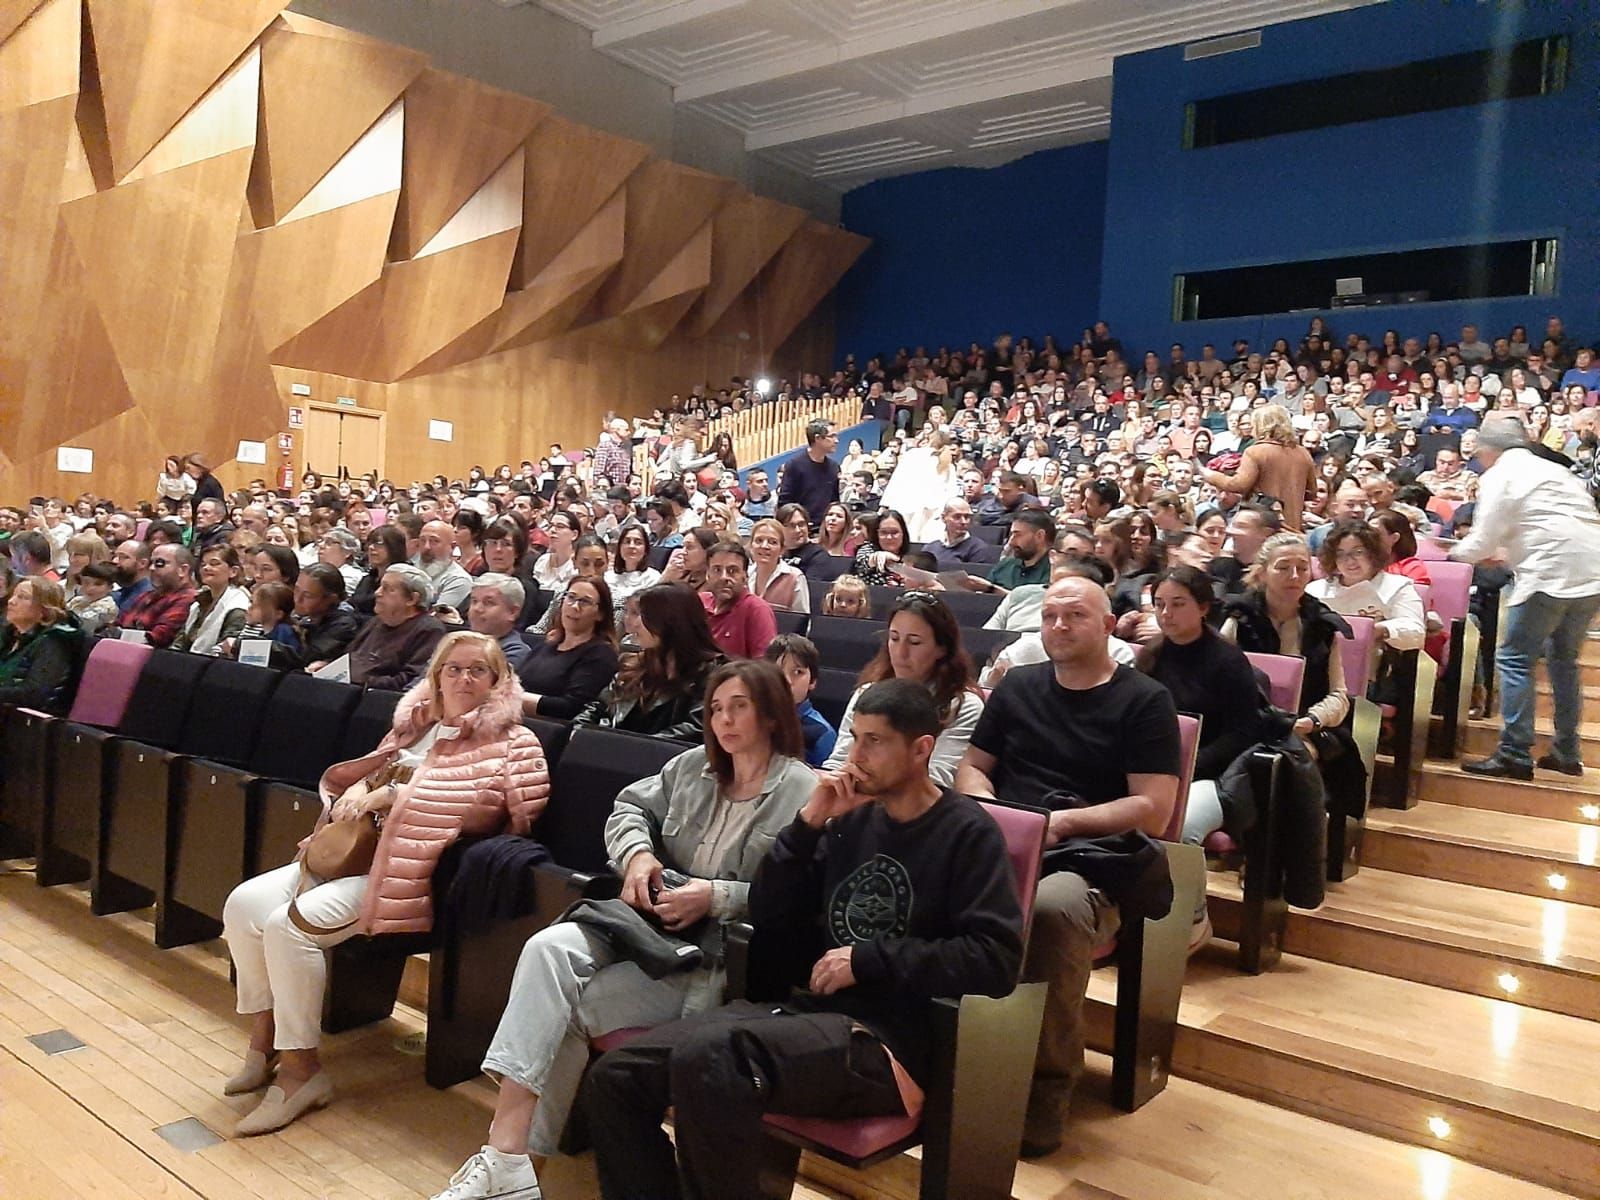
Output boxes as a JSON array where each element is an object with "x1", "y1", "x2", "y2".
[
  {"x1": 440, "y1": 663, "x2": 493, "y2": 681},
  {"x1": 562, "y1": 592, "x2": 598, "y2": 610}
]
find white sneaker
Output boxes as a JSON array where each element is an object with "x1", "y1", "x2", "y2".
[{"x1": 431, "y1": 1147, "x2": 542, "y2": 1200}]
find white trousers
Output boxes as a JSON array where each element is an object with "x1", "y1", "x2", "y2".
[
  {"x1": 482, "y1": 922, "x2": 713, "y2": 1156},
  {"x1": 223, "y1": 861, "x2": 368, "y2": 1051}
]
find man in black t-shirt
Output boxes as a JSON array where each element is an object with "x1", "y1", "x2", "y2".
[
  {"x1": 582, "y1": 680, "x2": 1024, "y2": 1199},
  {"x1": 958, "y1": 576, "x2": 1180, "y2": 1159}
]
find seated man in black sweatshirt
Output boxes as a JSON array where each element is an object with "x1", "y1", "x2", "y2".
[
  {"x1": 580, "y1": 678, "x2": 1025, "y2": 1200},
  {"x1": 957, "y1": 575, "x2": 1180, "y2": 1159}
]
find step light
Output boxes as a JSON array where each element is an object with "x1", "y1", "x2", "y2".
[
  {"x1": 1580, "y1": 804, "x2": 1599, "y2": 821},
  {"x1": 1495, "y1": 972, "x2": 1520, "y2": 994},
  {"x1": 1426, "y1": 1115, "x2": 1452, "y2": 1139},
  {"x1": 1546, "y1": 872, "x2": 1569, "y2": 891}
]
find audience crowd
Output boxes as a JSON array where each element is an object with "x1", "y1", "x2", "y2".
[{"x1": 2, "y1": 311, "x2": 1597, "y2": 1197}]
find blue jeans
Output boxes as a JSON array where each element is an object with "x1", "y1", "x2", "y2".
[{"x1": 1495, "y1": 591, "x2": 1600, "y2": 765}]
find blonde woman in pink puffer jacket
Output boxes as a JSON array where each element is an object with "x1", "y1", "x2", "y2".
[{"x1": 222, "y1": 631, "x2": 551, "y2": 1137}]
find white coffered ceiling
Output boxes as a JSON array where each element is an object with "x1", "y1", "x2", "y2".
[{"x1": 510, "y1": 0, "x2": 1372, "y2": 189}]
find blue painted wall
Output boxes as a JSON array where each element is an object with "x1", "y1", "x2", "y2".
[
  {"x1": 833, "y1": 140, "x2": 1109, "y2": 366},
  {"x1": 1097, "y1": 3, "x2": 1600, "y2": 358}
]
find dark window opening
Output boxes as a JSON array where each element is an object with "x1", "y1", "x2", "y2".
[
  {"x1": 1184, "y1": 36, "x2": 1567, "y2": 149},
  {"x1": 1173, "y1": 238, "x2": 1559, "y2": 322}
]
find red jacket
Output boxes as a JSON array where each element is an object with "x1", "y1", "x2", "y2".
[{"x1": 315, "y1": 669, "x2": 552, "y2": 935}]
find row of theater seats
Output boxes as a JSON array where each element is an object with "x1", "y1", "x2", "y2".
[
  {"x1": 0, "y1": 561, "x2": 1482, "y2": 1195},
  {"x1": 0, "y1": 637, "x2": 1203, "y2": 1198}
]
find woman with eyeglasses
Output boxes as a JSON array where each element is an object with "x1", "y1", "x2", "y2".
[
  {"x1": 821, "y1": 592, "x2": 983, "y2": 786},
  {"x1": 517, "y1": 573, "x2": 619, "y2": 719},
  {"x1": 432, "y1": 659, "x2": 812, "y2": 1200},
  {"x1": 527, "y1": 534, "x2": 609, "y2": 637},
  {"x1": 1307, "y1": 520, "x2": 1426, "y2": 653},
  {"x1": 221, "y1": 632, "x2": 550, "y2": 1136},
  {"x1": 531, "y1": 511, "x2": 581, "y2": 592}
]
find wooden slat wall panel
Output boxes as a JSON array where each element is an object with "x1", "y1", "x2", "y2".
[
  {"x1": 511, "y1": 115, "x2": 649, "y2": 289},
  {"x1": 0, "y1": 8, "x2": 862, "y2": 500},
  {"x1": 684, "y1": 194, "x2": 808, "y2": 338},
  {"x1": 388, "y1": 68, "x2": 548, "y2": 262},
  {"x1": 83, "y1": 0, "x2": 283, "y2": 182},
  {"x1": 249, "y1": 13, "x2": 424, "y2": 226},
  {"x1": 580, "y1": 160, "x2": 736, "y2": 324}
]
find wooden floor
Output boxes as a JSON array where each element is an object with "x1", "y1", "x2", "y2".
[
  {"x1": 3, "y1": 641, "x2": 1594, "y2": 1199},
  {"x1": 0, "y1": 868, "x2": 1569, "y2": 1200}
]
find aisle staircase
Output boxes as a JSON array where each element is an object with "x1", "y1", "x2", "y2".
[{"x1": 1086, "y1": 635, "x2": 1600, "y2": 1197}]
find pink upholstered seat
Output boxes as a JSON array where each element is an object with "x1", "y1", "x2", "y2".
[
  {"x1": 1244, "y1": 652, "x2": 1304, "y2": 713},
  {"x1": 1339, "y1": 616, "x2": 1377, "y2": 697},
  {"x1": 1423, "y1": 561, "x2": 1473, "y2": 670},
  {"x1": 764, "y1": 1110, "x2": 921, "y2": 1159},
  {"x1": 760, "y1": 800, "x2": 1048, "y2": 1162},
  {"x1": 591, "y1": 1027, "x2": 647, "y2": 1054},
  {"x1": 1416, "y1": 538, "x2": 1450, "y2": 561},
  {"x1": 66, "y1": 638, "x2": 152, "y2": 728}
]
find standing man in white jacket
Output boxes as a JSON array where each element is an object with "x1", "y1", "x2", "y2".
[{"x1": 1453, "y1": 418, "x2": 1600, "y2": 780}]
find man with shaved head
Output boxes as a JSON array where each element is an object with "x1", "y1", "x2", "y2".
[
  {"x1": 412, "y1": 518, "x2": 473, "y2": 610},
  {"x1": 957, "y1": 575, "x2": 1182, "y2": 1158}
]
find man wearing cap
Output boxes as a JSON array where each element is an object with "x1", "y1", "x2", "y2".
[{"x1": 1453, "y1": 418, "x2": 1600, "y2": 780}]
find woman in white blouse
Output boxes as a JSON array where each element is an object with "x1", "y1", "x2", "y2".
[
  {"x1": 1307, "y1": 519, "x2": 1426, "y2": 652},
  {"x1": 746, "y1": 518, "x2": 809, "y2": 613}
]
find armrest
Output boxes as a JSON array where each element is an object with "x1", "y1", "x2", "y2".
[
  {"x1": 528, "y1": 862, "x2": 620, "y2": 927},
  {"x1": 725, "y1": 921, "x2": 755, "y2": 1002}
]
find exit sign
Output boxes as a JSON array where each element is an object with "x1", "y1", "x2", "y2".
[{"x1": 336, "y1": 396, "x2": 357, "y2": 408}]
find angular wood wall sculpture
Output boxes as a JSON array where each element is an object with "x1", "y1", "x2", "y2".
[{"x1": 0, "y1": 3, "x2": 867, "y2": 501}]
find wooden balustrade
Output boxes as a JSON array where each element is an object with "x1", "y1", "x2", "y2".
[{"x1": 704, "y1": 395, "x2": 860, "y2": 470}]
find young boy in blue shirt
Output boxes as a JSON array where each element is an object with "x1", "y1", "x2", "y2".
[{"x1": 765, "y1": 633, "x2": 836, "y2": 767}]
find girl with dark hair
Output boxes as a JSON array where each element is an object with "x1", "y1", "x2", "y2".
[
  {"x1": 518, "y1": 573, "x2": 619, "y2": 719},
  {"x1": 606, "y1": 524, "x2": 661, "y2": 605},
  {"x1": 1141, "y1": 565, "x2": 1265, "y2": 845},
  {"x1": 454, "y1": 509, "x2": 487, "y2": 576},
  {"x1": 529, "y1": 535, "x2": 610, "y2": 637},
  {"x1": 574, "y1": 583, "x2": 726, "y2": 740},
  {"x1": 658, "y1": 526, "x2": 719, "y2": 591},
  {"x1": 821, "y1": 592, "x2": 983, "y2": 785},
  {"x1": 434, "y1": 659, "x2": 810, "y2": 1199},
  {"x1": 1309, "y1": 520, "x2": 1426, "y2": 653}
]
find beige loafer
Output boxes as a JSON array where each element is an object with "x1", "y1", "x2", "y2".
[
  {"x1": 223, "y1": 1049, "x2": 278, "y2": 1096},
  {"x1": 236, "y1": 1071, "x2": 334, "y2": 1136}
]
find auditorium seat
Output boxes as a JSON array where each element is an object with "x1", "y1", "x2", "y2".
[
  {"x1": 960, "y1": 627, "x2": 1020, "y2": 677},
  {"x1": 50, "y1": 650, "x2": 212, "y2": 919},
  {"x1": 936, "y1": 587, "x2": 1005, "y2": 627},
  {"x1": 98, "y1": 658, "x2": 283, "y2": 947},
  {"x1": 0, "y1": 638, "x2": 150, "y2": 880},
  {"x1": 812, "y1": 667, "x2": 858, "y2": 730},
  {"x1": 809, "y1": 615, "x2": 884, "y2": 672},
  {"x1": 423, "y1": 726, "x2": 684, "y2": 1088},
  {"x1": 1423, "y1": 561, "x2": 1478, "y2": 757},
  {"x1": 163, "y1": 671, "x2": 361, "y2": 947},
  {"x1": 774, "y1": 609, "x2": 810, "y2": 637},
  {"x1": 729, "y1": 799, "x2": 1049, "y2": 1200}
]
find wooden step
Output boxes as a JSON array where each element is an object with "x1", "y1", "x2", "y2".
[
  {"x1": 1418, "y1": 759, "x2": 1600, "y2": 822},
  {"x1": 1535, "y1": 681, "x2": 1600, "y2": 721},
  {"x1": 809, "y1": 1050, "x2": 1571, "y2": 1200},
  {"x1": 1364, "y1": 802, "x2": 1600, "y2": 907},
  {"x1": 1208, "y1": 867, "x2": 1600, "y2": 1022},
  {"x1": 1085, "y1": 953, "x2": 1600, "y2": 1195},
  {"x1": 1463, "y1": 717, "x2": 1600, "y2": 762}
]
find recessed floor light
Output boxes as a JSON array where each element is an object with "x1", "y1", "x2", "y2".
[
  {"x1": 1547, "y1": 872, "x2": 1569, "y2": 891},
  {"x1": 1427, "y1": 1115, "x2": 1452, "y2": 1139},
  {"x1": 1496, "y1": 972, "x2": 1520, "y2": 994}
]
